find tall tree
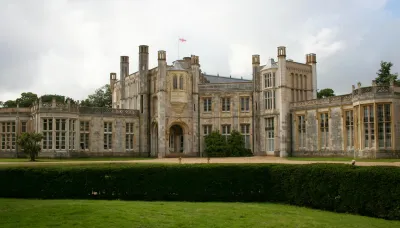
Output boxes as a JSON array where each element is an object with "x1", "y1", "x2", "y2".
[
  {"x1": 317, "y1": 88, "x2": 335, "y2": 99},
  {"x1": 80, "y1": 84, "x2": 112, "y2": 108},
  {"x1": 375, "y1": 61, "x2": 399, "y2": 85}
]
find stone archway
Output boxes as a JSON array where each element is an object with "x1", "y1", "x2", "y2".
[{"x1": 169, "y1": 124, "x2": 184, "y2": 153}]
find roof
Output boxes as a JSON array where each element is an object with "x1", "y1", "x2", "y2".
[{"x1": 202, "y1": 74, "x2": 252, "y2": 83}]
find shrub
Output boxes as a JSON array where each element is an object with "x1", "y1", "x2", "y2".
[
  {"x1": 17, "y1": 132, "x2": 43, "y2": 161},
  {"x1": 205, "y1": 130, "x2": 253, "y2": 157},
  {"x1": 0, "y1": 163, "x2": 399, "y2": 220}
]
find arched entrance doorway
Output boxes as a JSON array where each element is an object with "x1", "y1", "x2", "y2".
[{"x1": 169, "y1": 124, "x2": 184, "y2": 153}]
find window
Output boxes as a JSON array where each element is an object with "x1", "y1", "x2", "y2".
[
  {"x1": 298, "y1": 115, "x2": 306, "y2": 149},
  {"x1": 21, "y1": 121, "x2": 27, "y2": 133},
  {"x1": 221, "y1": 98, "x2": 230, "y2": 112},
  {"x1": 363, "y1": 105, "x2": 375, "y2": 148},
  {"x1": 264, "y1": 73, "x2": 275, "y2": 88},
  {"x1": 55, "y1": 119, "x2": 66, "y2": 150},
  {"x1": 240, "y1": 97, "x2": 250, "y2": 112},
  {"x1": 173, "y1": 75, "x2": 178, "y2": 89},
  {"x1": 265, "y1": 118, "x2": 274, "y2": 152},
  {"x1": 204, "y1": 98, "x2": 212, "y2": 112},
  {"x1": 179, "y1": 75, "x2": 184, "y2": 90},
  {"x1": 0, "y1": 122, "x2": 16, "y2": 151},
  {"x1": 345, "y1": 110, "x2": 354, "y2": 150},
  {"x1": 377, "y1": 104, "x2": 391, "y2": 148},
  {"x1": 140, "y1": 95, "x2": 143, "y2": 113},
  {"x1": 80, "y1": 121, "x2": 90, "y2": 150},
  {"x1": 240, "y1": 124, "x2": 250, "y2": 149},
  {"x1": 69, "y1": 119, "x2": 76, "y2": 151},
  {"x1": 203, "y1": 125, "x2": 212, "y2": 136},
  {"x1": 126, "y1": 122, "x2": 134, "y2": 151},
  {"x1": 264, "y1": 91, "x2": 275, "y2": 110},
  {"x1": 42, "y1": 119, "x2": 53, "y2": 150},
  {"x1": 221, "y1": 125, "x2": 231, "y2": 141},
  {"x1": 104, "y1": 122, "x2": 112, "y2": 150},
  {"x1": 319, "y1": 113, "x2": 329, "y2": 149}
]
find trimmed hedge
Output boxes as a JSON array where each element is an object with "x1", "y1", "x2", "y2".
[{"x1": 0, "y1": 163, "x2": 399, "y2": 220}]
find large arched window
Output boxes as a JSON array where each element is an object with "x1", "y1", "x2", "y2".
[
  {"x1": 173, "y1": 75, "x2": 178, "y2": 89},
  {"x1": 179, "y1": 75, "x2": 184, "y2": 90}
]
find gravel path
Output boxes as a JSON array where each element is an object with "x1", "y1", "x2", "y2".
[{"x1": 0, "y1": 156, "x2": 399, "y2": 167}]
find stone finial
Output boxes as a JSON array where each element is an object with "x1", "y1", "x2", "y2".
[
  {"x1": 352, "y1": 85, "x2": 355, "y2": 91},
  {"x1": 120, "y1": 56, "x2": 129, "y2": 63},
  {"x1": 309, "y1": 53, "x2": 316, "y2": 63},
  {"x1": 190, "y1": 55, "x2": 199, "y2": 65},
  {"x1": 252, "y1": 55, "x2": 260, "y2": 65},
  {"x1": 277, "y1": 46, "x2": 286, "y2": 58},
  {"x1": 139, "y1": 45, "x2": 149, "y2": 54},
  {"x1": 52, "y1": 97, "x2": 56, "y2": 107},
  {"x1": 372, "y1": 80, "x2": 377, "y2": 86},
  {"x1": 158, "y1": 50, "x2": 166, "y2": 61},
  {"x1": 357, "y1": 82, "x2": 362, "y2": 88}
]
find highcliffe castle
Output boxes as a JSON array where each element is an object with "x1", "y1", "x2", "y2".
[{"x1": 1, "y1": 45, "x2": 400, "y2": 158}]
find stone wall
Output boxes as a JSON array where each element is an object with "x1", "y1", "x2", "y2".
[{"x1": 199, "y1": 83, "x2": 253, "y2": 154}]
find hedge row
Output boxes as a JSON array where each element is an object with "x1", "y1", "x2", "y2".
[{"x1": 0, "y1": 163, "x2": 399, "y2": 220}]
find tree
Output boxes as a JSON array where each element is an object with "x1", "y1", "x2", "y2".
[
  {"x1": 375, "y1": 61, "x2": 399, "y2": 85},
  {"x1": 2, "y1": 100, "x2": 18, "y2": 108},
  {"x1": 17, "y1": 92, "x2": 39, "y2": 107},
  {"x1": 17, "y1": 132, "x2": 44, "y2": 161},
  {"x1": 226, "y1": 130, "x2": 253, "y2": 157},
  {"x1": 80, "y1": 84, "x2": 112, "y2": 108},
  {"x1": 204, "y1": 130, "x2": 228, "y2": 157},
  {"x1": 317, "y1": 88, "x2": 335, "y2": 99}
]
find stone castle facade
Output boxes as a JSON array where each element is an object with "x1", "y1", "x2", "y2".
[{"x1": 1, "y1": 45, "x2": 400, "y2": 158}]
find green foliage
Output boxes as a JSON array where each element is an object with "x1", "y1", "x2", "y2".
[
  {"x1": 0, "y1": 163, "x2": 399, "y2": 220},
  {"x1": 80, "y1": 84, "x2": 112, "y2": 108},
  {"x1": 204, "y1": 130, "x2": 252, "y2": 157},
  {"x1": 0, "y1": 92, "x2": 76, "y2": 108},
  {"x1": 17, "y1": 133, "x2": 44, "y2": 161},
  {"x1": 226, "y1": 130, "x2": 252, "y2": 157},
  {"x1": 375, "y1": 61, "x2": 399, "y2": 85},
  {"x1": 317, "y1": 88, "x2": 335, "y2": 99},
  {"x1": 204, "y1": 131, "x2": 227, "y2": 157}
]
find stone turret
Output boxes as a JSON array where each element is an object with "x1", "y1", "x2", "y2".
[
  {"x1": 109, "y1": 73, "x2": 116, "y2": 106},
  {"x1": 120, "y1": 56, "x2": 129, "y2": 108},
  {"x1": 191, "y1": 54, "x2": 201, "y2": 156},
  {"x1": 139, "y1": 45, "x2": 150, "y2": 156},
  {"x1": 306, "y1": 53, "x2": 317, "y2": 99},
  {"x1": 157, "y1": 50, "x2": 167, "y2": 157},
  {"x1": 277, "y1": 46, "x2": 289, "y2": 157},
  {"x1": 251, "y1": 54, "x2": 261, "y2": 154}
]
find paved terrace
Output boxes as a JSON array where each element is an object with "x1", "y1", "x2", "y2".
[{"x1": 0, "y1": 156, "x2": 399, "y2": 167}]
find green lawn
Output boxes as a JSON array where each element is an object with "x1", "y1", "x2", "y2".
[
  {"x1": 0, "y1": 157, "x2": 154, "y2": 162},
  {"x1": 286, "y1": 157, "x2": 400, "y2": 162},
  {"x1": 0, "y1": 199, "x2": 398, "y2": 228}
]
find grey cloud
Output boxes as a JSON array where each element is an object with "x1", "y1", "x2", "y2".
[{"x1": 0, "y1": 0, "x2": 399, "y2": 101}]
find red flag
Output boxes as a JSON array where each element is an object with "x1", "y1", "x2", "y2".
[{"x1": 179, "y1": 38, "x2": 186, "y2": 42}]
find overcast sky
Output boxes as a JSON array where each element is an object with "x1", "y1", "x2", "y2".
[{"x1": 0, "y1": 0, "x2": 399, "y2": 102}]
